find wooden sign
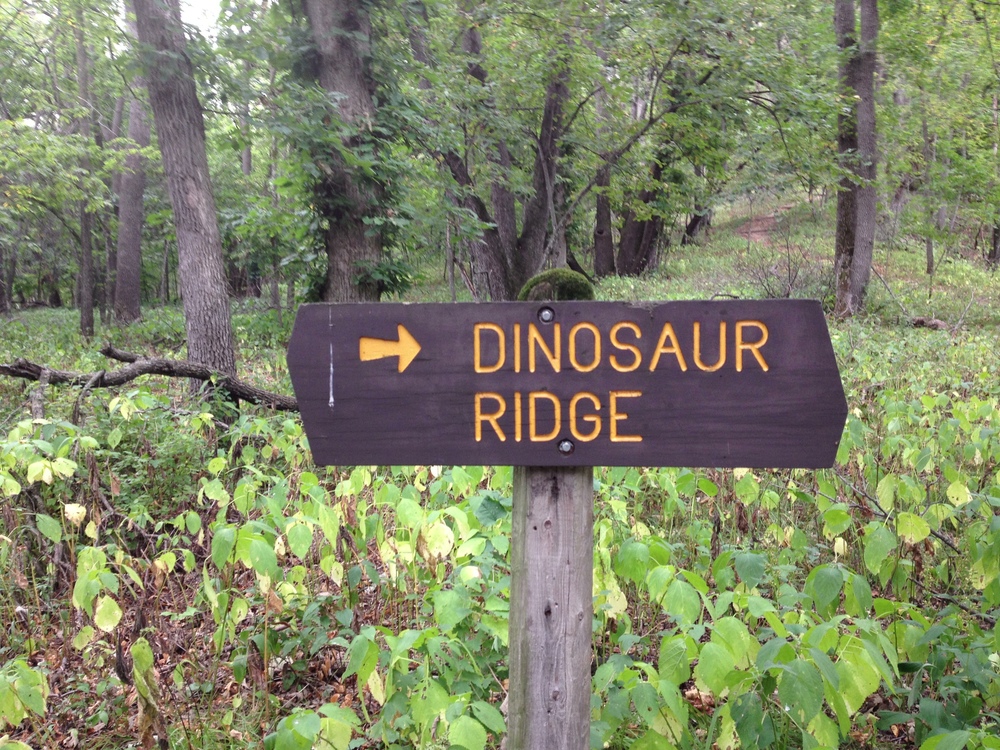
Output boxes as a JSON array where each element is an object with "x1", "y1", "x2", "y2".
[{"x1": 287, "y1": 300, "x2": 847, "y2": 468}]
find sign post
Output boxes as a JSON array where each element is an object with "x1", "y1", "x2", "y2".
[{"x1": 287, "y1": 299, "x2": 848, "y2": 749}]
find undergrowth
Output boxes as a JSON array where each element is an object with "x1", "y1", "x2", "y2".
[{"x1": 0, "y1": 201, "x2": 999, "y2": 750}]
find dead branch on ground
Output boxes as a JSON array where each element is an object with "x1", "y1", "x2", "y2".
[{"x1": 0, "y1": 344, "x2": 298, "y2": 412}]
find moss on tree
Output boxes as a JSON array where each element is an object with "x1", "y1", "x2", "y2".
[{"x1": 516, "y1": 268, "x2": 595, "y2": 302}]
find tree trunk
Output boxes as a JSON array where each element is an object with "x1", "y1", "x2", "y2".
[
  {"x1": 134, "y1": 0, "x2": 236, "y2": 375},
  {"x1": 593, "y1": 163, "x2": 615, "y2": 277},
  {"x1": 850, "y1": 0, "x2": 878, "y2": 307},
  {"x1": 834, "y1": 0, "x2": 878, "y2": 317},
  {"x1": 115, "y1": 95, "x2": 149, "y2": 323},
  {"x1": 302, "y1": 0, "x2": 382, "y2": 303},
  {"x1": 115, "y1": 6, "x2": 149, "y2": 324},
  {"x1": 75, "y1": 5, "x2": 95, "y2": 338},
  {"x1": 0, "y1": 243, "x2": 8, "y2": 314}
]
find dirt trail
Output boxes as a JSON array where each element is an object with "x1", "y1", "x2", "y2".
[{"x1": 735, "y1": 204, "x2": 796, "y2": 246}]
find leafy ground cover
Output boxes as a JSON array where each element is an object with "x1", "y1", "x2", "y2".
[{"x1": 1, "y1": 200, "x2": 1000, "y2": 749}]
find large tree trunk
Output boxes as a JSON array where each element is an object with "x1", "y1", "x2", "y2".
[
  {"x1": 133, "y1": 0, "x2": 236, "y2": 375},
  {"x1": 114, "y1": 94, "x2": 149, "y2": 324},
  {"x1": 615, "y1": 157, "x2": 667, "y2": 276},
  {"x1": 115, "y1": 6, "x2": 149, "y2": 325},
  {"x1": 834, "y1": 0, "x2": 878, "y2": 317},
  {"x1": 0, "y1": 243, "x2": 8, "y2": 314},
  {"x1": 75, "y1": 5, "x2": 95, "y2": 338},
  {"x1": 302, "y1": 0, "x2": 382, "y2": 303}
]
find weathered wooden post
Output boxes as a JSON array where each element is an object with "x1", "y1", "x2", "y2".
[
  {"x1": 508, "y1": 268, "x2": 597, "y2": 750},
  {"x1": 508, "y1": 465, "x2": 593, "y2": 749}
]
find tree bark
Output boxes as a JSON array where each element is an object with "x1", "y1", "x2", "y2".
[
  {"x1": 834, "y1": 0, "x2": 878, "y2": 317},
  {"x1": 0, "y1": 242, "x2": 8, "y2": 313},
  {"x1": 133, "y1": 0, "x2": 236, "y2": 375},
  {"x1": 75, "y1": 5, "x2": 95, "y2": 338},
  {"x1": 115, "y1": 5, "x2": 149, "y2": 324},
  {"x1": 114, "y1": 93, "x2": 149, "y2": 324},
  {"x1": 302, "y1": 0, "x2": 382, "y2": 303}
]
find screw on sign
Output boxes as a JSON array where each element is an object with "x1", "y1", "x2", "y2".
[{"x1": 287, "y1": 299, "x2": 848, "y2": 750}]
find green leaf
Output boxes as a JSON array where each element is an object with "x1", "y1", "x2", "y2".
[
  {"x1": 286, "y1": 522, "x2": 314, "y2": 560},
  {"x1": 897, "y1": 512, "x2": 931, "y2": 544},
  {"x1": 663, "y1": 579, "x2": 701, "y2": 626},
  {"x1": 778, "y1": 660, "x2": 824, "y2": 726},
  {"x1": 433, "y1": 589, "x2": 470, "y2": 633},
  {"x1": 945, "y1": 482, "x2": 971, "y2": 507},
  {"x1": 806, "y1": 565, "x2": 843, "y2": 615},
  {"x1": 471, "y1": 700, "x2": 505, "y2": 734},
  {"x1": 448, "y1": 715, "x2": 487, "y2": 750},
  {"x1": 734, "y1": 552, "x2": 766, "y2": 589},
  {"x1": 614, "y1": 540, "x2": 650, "y2": 586},
  {"x1": 658, "y1": 634, "x2": 690, "y2": 685},
  {"x1": 35, "y1": 513, "x2": 62, "y2": 544},
  {"x1": 732, "y1": 693, "x2": 765, "y2": 748},
  {"x1": 411, "y1": 679, "x2": 449, "y2": 728},
  {"x1": 211, "y1": 525, "x2": 236, "y2": 569},
  {"x1": 921, "y1": 730, "x2": 971, "y2": 750},
  {"x1": 694, "y1": 642, "x2": 735, "y2": 696},
  {"x1": 94, "y1": 596, "x2": 123, "y2": 632},
  {"x1": 864, "y1": 526, "x2": 896, "y2": 575},
  {"x1": 876, "y1": 475, "x2": 897, "y2": 510},
  {"x1": 131, "y1": 637, "x2": 155, "y2": 675},
  {"x1": 249, "y1": 538, "x2": 280, "y2": 581},
  {"x1": 73, "y1": 626, "x2": 95, "y2": 650}
]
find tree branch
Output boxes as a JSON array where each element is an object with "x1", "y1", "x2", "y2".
[{"x1": 0, "y1": 345, "x2": 298, "y2": 412}]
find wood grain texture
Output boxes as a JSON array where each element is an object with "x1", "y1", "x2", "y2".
[
  {"x1": 288, "y1": 300, "x2": 848, "y2": 468},
  {"x1": 508, "y1": 466, "x2": 593, "y2": 750}
]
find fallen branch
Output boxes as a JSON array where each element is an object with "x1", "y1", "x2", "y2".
[{"x1": 0, "y1": 345, "x2": 298, "y2": 412}]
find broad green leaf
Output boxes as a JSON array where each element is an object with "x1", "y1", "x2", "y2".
[
  {"x1": 317, "y1": 716, "x2": 352, "y2": 750},
  {"x1": 658, "y1": 634, "x2": 690, "y2": 685},
  {"x1": 433, "y1": 589, "x2": 470, "y2": 633},
  {"x1": 471, "y1": 701, "x2": 505, "y2": 734},
  {"x1": 864, "y1": 526, "x2": 896, "y2": 575},
  {"x1": 896, "y1": 512, "x2": 931, "y2": 544},
  {"x1": 614, "y1": 540, "x2": 650, "y2": 586},
  {"x1": 836, "y1": 637, "x2": 881, "y2": 714},
  {"x1": 663, "y1": 579, "x2": 701, "y2": 626},
  {"x1": 249, "y1": 538, "x2": 280, "y2": 581},
  {"x1": 411, "y1": 679, "x2": 449, "y2": 728},
  {"x1": 131, "y1": 637, "x2": 155, "y2": 675},
  {"x1": 73, "y1": 626, "x2": 95, "y2": 650},
  {"x1": 35, "y1": 513, "x2": 61, "y2": 544},
  {"x1": 713, "y1": 616, "x2": 757, "y2": 667},
  {"x1": 946, "y1": 482, "x2": 971, "y2": 507},
  {"x1": 734, "y1": 472, "x2": 759, "y2": 503},
  {"x1": 630, "y1": 729, "x2": 674, "y2": 750},
  {"x1": 921, "y1": 730, "x2": 971, "y2": 750},
  {"x1": 286, "y1": 522, "x2": 313, "y2": 560},
  {"x1": 694, "y1": 642, "x2": 735, "y2": 696},
  {"x1": 417, "y1": 521, "x2": 454, "y2": 563},
  {"x1": 211, "y1": 525, "x2": 236, "y2": 569},
  {"x1": 734, "y1": 552, "x2": 766, "y2": 590},
  {"x1": 806, "y1": 565, "x2": 843, "y2": 615},
  {"x1": 94, "y1": 596, "x2": 123, "y2": 632},
  {"x1": 448, "y1": 715, "x2": 487, "y2": 750},
  {"x1": 778, "y1": 660, "x2": 824, "y2": 725},
  {"x1": 876, "y1": 475, "x2": 897, "y2": 510}
]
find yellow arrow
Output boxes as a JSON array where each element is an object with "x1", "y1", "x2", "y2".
[{"x1": 358, "y1": 325, "x2": 421, "y2": 373}]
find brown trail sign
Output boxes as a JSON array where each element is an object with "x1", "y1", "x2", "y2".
[{"x1": 287, "y1": 299, "x2": 848, "y2": 469}]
